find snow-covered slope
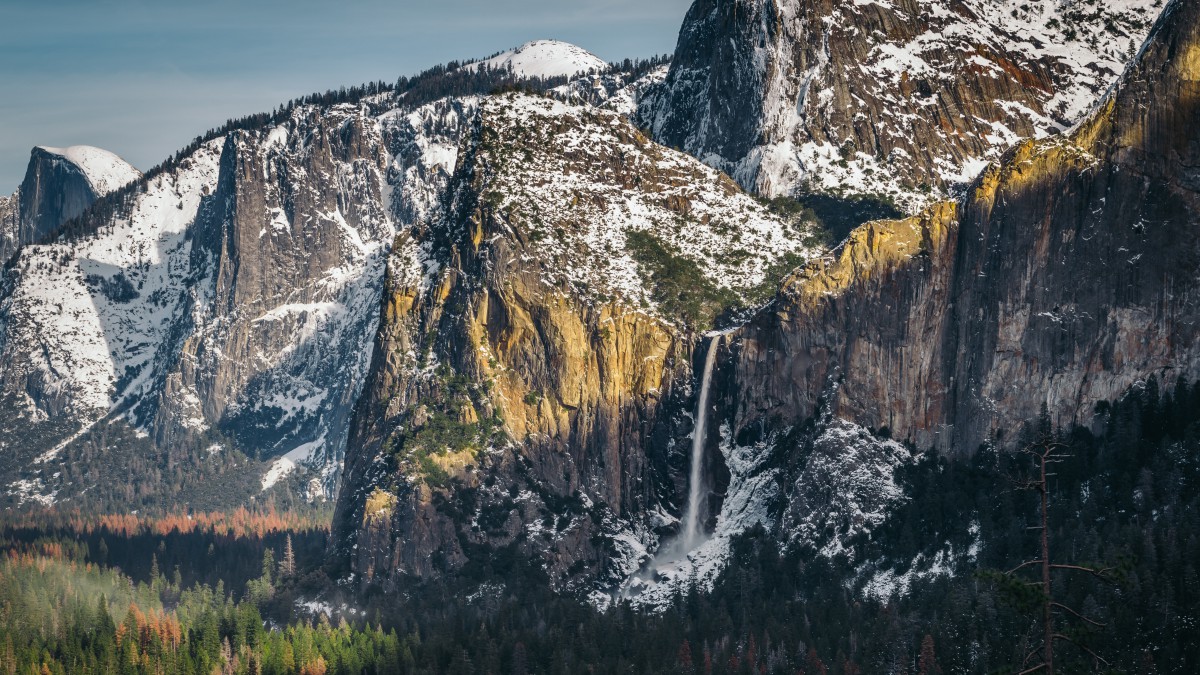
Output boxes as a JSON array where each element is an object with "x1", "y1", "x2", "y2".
[
  {"x1": 35, "y1": 145, "x2": 140, "y2": 196},
  {"x1": 0, "y1": 42, "x2": 672, "y2": 512},
  {"x1": 0, "y1": 65, "x2": 679, "y2": 509},
  {"x1": 335, "y1": 91, "x2": 824, "y2": 597},
  {"x1": 468, "y1": 40, "x2": 609, "y2": 79},
  {"x1": 593, "y1": 65, "x2": 669, "y2": 117},
  {"x1": 465, "y1": 94, "x2": 817, "y2": 316},
  {"x1": 641, "y1": 0, "x2": 1163, "y2": 210},
  {"x1": 147, "y1": 106, "x2": 398, "y2": 482},
  {"x1": 0, "y1": 99, "x2": 466, "y2": 506},
  {"x1": 615, "y1": 411, "x2": 914, "y2": 610},
  {"x1": 1, "y1": 145, "x2": 142, "y2": 264},
  {"x1": 0, "y1": 138, "x2": 224, "y2": 423}
]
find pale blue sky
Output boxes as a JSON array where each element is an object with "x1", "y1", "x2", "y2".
[{"x1": 0, "y1": 0, "x2": 691, "y2": 188}]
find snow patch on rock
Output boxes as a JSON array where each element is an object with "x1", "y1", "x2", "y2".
[
  {"x1": 610, "y1": 414, "x2": 917, "y2": 611},
  {"x1": 616, "y1": 423, "x2": 782, "y2": 610},
  {"x1": 641, "y1": 0, "x2": 1162, "y2": 210},
  {"x1": 476, "y1": 94, "x2": 821, "y2": 320},
  {"x1": 262, "y1": 457, "x2": 297, "y2": 491},
  {"x1": 858, "y1": 520, "x2": 983, "y2": 601},
  {"x1": 468, "y1": 40, "x2": 609, "y2": 79},
  {"x1": 0, "y1": 138, "x2": 224, "y2": 422},
  {"x1": 36, "y1": 145, "x2": 141, "y2": 196},
  {"x1": 782, "y1": 417, "x2": 915, "y2": 560}
]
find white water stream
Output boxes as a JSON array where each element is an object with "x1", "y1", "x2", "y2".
[
  {"x1": 619, "y1": 336, "x2": 720, "y2": 600},
  {"x1": 680, "y1": 335, "x2": 718, "y2": 550}
]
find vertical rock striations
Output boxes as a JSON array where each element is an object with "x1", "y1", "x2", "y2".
[
  {"x1": 0, "y1": 61, "x2": 683, "y2": 510},
  {"x1": 609, "y1": 0, "x2": 1200, "y2": 607},
  {"x1": 0, "y1": 101, "x2": 453, "y2": 505},
  {"x1": 334, "y1": 94, "x2": 820, "y2": 593},
  {"x1": 733, "y1": 203, "x2": 960, "y2": 449},
  {"x1": 150, "y1": 105, "x2": 397, "y2": 478},
  {"x1": 946, "y1": 0, "x2": 1200, "y2": 448},
  {"x1": 731, "y1": 0, "x2": 1200, "y2": 455},
  {"x1": 0, "y1": 193, "x2": 16, "y2": 264},
  {"x1": 2, "y1": 145, "x2": 140, "y2": 262},
  {"x1": 640, "y1": 0, "x2": 1161, "y2": 208}
]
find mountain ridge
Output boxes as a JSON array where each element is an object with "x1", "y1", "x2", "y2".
[
  {"x1": 1, "y1": 145, "x2": 140, "y2": 264},
  {"x1": 332, "y1": 90, "x2": 822, "y2": 594},
  {"x1": 0, "y1": 0, "x2": 1194, "y2": 625},
  {"x1": 0, "y1": 57, "x2": 685, "y2": 511},
  {"x1": 638, "y1": 0, "x2": 1164, "y2": 210}
]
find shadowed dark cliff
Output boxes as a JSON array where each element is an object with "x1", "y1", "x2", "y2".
[{"x1": 730, "y1": 0, "x2": 1200, "y2": 454}]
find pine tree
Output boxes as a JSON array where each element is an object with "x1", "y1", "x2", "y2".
[
  {"x1": 280, "y1": 535, "x2": 296, "y2": 578},
  {"x1": 994, "y1": 438, "x2": 1119, "y2": 674},
  {"x1": 918, "y1": 635, "x2": 941, "y2": 675},
  {"x1": 1, "y1": 634, "x2": 14, "y2": 675},
  {"x1": 677, "y1": 638, "x2": 694, "y2": 674},
  {"x1": 221, "y1": 637, "x2": 236, "y2": 675},
  {"x1": 511, "y1": 642, "x2": 528, "y2": 675},
  {"x1": 805, "y1": 648, "x2": 828, "y2": 675},
  {"x1": 261, "y1": 549, "x2": 275, "y2": 584}
]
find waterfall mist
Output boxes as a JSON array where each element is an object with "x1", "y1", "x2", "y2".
[{"x1": 617, "y1": 335, "x2": 723, "y2": 601}]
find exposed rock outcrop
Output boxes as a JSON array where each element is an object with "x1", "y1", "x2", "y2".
[
  {"x1": 0, "y1": 193, "x2": 16, "y2": 263},
  {"x1": 0, "y1": 100, "x2": 457, "y2": 505},
  {"x1": 0, "y1": 61, "x2": 687, "y2": 510},
  {"x1": 337, "y1": 0, "x2": 1198, "y2": 601},
  {"x1": 1, "y1": 1, "x2": 1193, "y2": 610},
  {"x1": 639, "y1": 0, "x2": 1161, "y2": 208},
  {"x1": 603, "y1": 0, "x2": 1200, "y2": 608},
  {"x1": 333, "y1": 94, "x2": 820, "y2": 592},
  {"x1": 730, "y1": 0, "x2": 1200, "y2": 454},
  {"x1": 149, "y1": 106, "x2": 397, "y2": 476},
  {"x1": 1, "y1": 145, "x2": 140, "y2": 262}
]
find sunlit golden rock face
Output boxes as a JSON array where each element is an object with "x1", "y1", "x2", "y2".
[
  {"x1": 639, "y1": 0, "x2": 1160, "y2": 208},
  {"x1": 730, "y1": 0, "x2": 1200, "y2": 455},
  {"x1": 334, "y1": 94, "x2": 814, "y2": 591},
  {"x1": 335, "y1": 0, "x2": 1200, "y2": 597}
]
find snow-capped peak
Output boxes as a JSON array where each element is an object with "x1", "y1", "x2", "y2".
[
  {"x1": 35, "y1": 145, "x2": 141, "y2": 196},
  {"x1": 469, "y1": 40, "x2": 608, "y2": 79}
]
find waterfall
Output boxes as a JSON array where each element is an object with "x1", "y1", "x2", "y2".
[
  {"x1": 617, "y1": 335, "x2": 723, "y2": 601},
  {"x1": 681, "y1": 336, "x2": 718, "y2": 550}
]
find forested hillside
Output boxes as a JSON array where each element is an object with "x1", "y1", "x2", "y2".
[{"x1": 2, "y1": 377, "x2": 1195, "y2": 673}]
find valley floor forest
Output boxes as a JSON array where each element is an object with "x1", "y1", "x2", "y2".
[{"x1": 2, "y1": 379, "x2": 1197, "y2": 674}]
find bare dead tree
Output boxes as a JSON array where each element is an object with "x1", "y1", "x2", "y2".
[{"x1": 1003, "y1": 439, "x2": 1118, "y2": 675}]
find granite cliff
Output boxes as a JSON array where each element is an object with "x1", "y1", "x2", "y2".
[
  {"x1": 333, "y1": 94, "x2": 820, "y2": 593},
  {"x1": 731, "y1": 0, "x2": 1200, "y2": 454},
  {"x1": 638, "y1": 0, "x2": 1162, "y2": 208},
  {"x1": 1, "y1": 0, "x2": 1194, "y2": 616},
  {"x1": 0, "y1": 50, "x2": 723, "y2": 512},
  {"x1": 1, "y1": 145, "x2": 140, "y2": 263}
]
